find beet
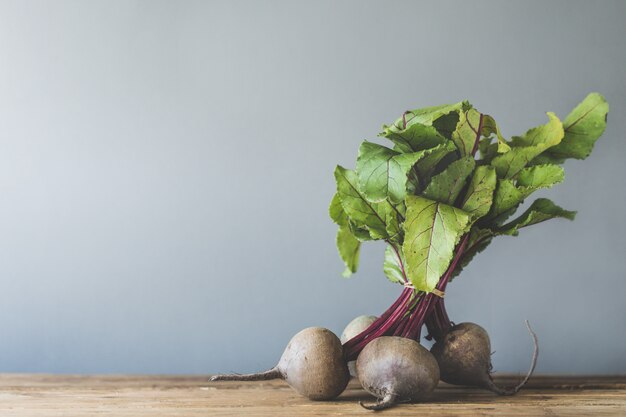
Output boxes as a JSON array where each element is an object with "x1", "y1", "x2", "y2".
[
  {"x1": 210, "y1": 327, "x2": 349, "y2": 400},
  {"x1": 430, "y1": 321, "x2": 538, "y2": 395},
  {"x1": 356, "y1": 336, "x2": 440, "y2": 410},
  {"x1": 340, "y1": 315, "x2": 377, "y2": 376}
]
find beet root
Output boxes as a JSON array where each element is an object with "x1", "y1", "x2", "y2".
[
  {"x1": 210, "y1": 327, "x2": 349, "y2": 400},
  {"x1": 430, "y1": 321, "x2": 538, "y2": 395},
  {"x1": 356, "y1": 336, "x2": 440, "y2": 411},
  {"x1": 341, "y1": 315, "x2": 377, "y2": 377},
  {"x1": 341, "y1": 315, "x2": 378, "y2": 344}
]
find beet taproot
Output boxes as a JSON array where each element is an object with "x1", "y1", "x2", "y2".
[
  {"x1": 356, "y1": 336, "x2": 439, "y2": 410},
  {"x1": 341, "y1": 315, "x2": 377, "y2": 376},
  {"x1": 430, "y1": 321, "x2": 538, "y2": 395},
  {"x1": 210, "y1": 327, "x2": 349, "y2": 400}
]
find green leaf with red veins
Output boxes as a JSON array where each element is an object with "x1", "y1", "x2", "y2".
[
  {"x1": 547, "y1": 93, "x2": 609, "y2": 160},
  {"x1": 402, "y1": 196, "x2": 471, "y2": 293},
  {"x1": 451, "y1": 108, "x2": 483, "y2": 157}
]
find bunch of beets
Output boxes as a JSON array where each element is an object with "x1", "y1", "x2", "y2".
[{"x1": 211, "y1": 93, "x2": 609, "y2": 410}]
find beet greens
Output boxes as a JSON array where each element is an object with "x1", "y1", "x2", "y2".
[{"x1": 330, "y1": 93, "x2": 609, "y2": 363}]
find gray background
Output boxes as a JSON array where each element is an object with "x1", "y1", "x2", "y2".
[{"x1": 0, "y1": 0, "x2": 624, "y2": 375}]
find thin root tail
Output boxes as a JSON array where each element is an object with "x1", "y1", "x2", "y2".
[
  {"x1": 359, "y1": 393, "x2": 397, "y2": 411},
  {"x1": 209, "y1": 367, "x2": 281, "y2": 382},
  {"x1": 487, "y1": 320, "x2": 539, "y2": 396}
]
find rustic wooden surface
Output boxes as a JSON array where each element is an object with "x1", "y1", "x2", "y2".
[{"x1": 0, "y1": 374, "x2": 625, "y2": 416}]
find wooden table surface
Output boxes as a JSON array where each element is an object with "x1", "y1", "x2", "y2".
[{"x1": 0, "y1": 374, "x2": 625, "y2": 416}]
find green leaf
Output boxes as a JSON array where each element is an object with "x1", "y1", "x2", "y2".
[
  {"x1": 481, "y1": 114, "x2": 511, "y2": 153},
  {"x1": 478, "y1": 137, "x2": 499, "y2": 163},
  {"x1": 432, "y1": 111, "x2": 462, "y2": 140},
  {"x1": 516, "y1": 164, "x2": 564, "y2": 189},
  {"x1": 423, "y1": 157, "x2": 475, "y2": 205},
  {"x1": 491, "y1": 112, "x2": 564, "y2": 178},
  {"x1": 547, "y1": 93, "x2": 609, "y2": 160},
  {"x1": 356, "y1": 141, "x2": 425, "y2": 203},
  {"x1": 461, "y1": 165, "x2": 497, "y2": 218},
  {"x1": 383, "y1": 201, "x2": 405, "y2": 242},
  {"x1": 450, "y1": 111, "x2": 510, "y2": 157},
  {"x1": 510, "y1": 112, "x2": 564, "y2": 147},
  {"x1": 408, "y1": 101, "x2": 470, "y2": 126},
  {"x1": 336, "y1": 226, "x2": 361, "y2": 277},
  {"x1": 383, "y1": 245, "x2": 406, "y2": 284},
  {"x1": 413, "y1": 141, "x2": 458, "y2": 183},
  {"x1": 348, "y1": 220, "x2": 374, "y2": 241},
  {"x1": 528, "y1": 153, "x2": 566, "y2": 166},
  {"x1": 334, "y1": 166, "x2": 389, "y2": 238},
  {"x1": 489, "y1": 178, "x2": 526, "y2": 221},
  {"x1": 451, "y1": 108, "x2": 482, "y2": 157},
  {"x1": 385, "y1": 101, "x2": 470, "y2": 133},
  {"x1": 381, "y1": 122, "x2": 448, "y2": 154},
  {"x1": 495, "y1": 198, "x2": 576, "y2": 236},
  {"x1": 488, "y1": 162, "x2": 564, "y2": 222},
  {"x1": 329, "y1": 193, "x2": 348, "y2": 226},
  {"x1": 402, "y1": 196, "x2": 471, "y2": 292}
]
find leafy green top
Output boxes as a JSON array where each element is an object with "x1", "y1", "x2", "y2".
[{"x1": 330, "y1": 93, "x2": 609, "y2": 292}]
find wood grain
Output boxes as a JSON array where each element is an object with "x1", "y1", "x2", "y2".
[{"x1": 0, "y1": 374, "x2": 625, "y2": 416}]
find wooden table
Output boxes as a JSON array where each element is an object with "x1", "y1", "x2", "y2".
[{"x1": 0, "y1": 374, "x2": 625, "y2": 416}]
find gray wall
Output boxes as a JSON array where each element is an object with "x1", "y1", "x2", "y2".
[{"x1": 0, "y1": 0, "x2": 624, "y2": 375}]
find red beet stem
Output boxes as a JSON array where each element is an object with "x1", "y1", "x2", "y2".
[
  {"x1": 342, "y1": 288, "x2": 413, "y2": 352},
  {"x1": 344, "y1": 289, "x2": 414, "y2": 361},
  {"x1": 470, "y1": 113, "x2": 485, "y2": 156}
]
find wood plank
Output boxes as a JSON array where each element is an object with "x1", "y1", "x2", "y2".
[{"x1": 0, "y1": 374, "x2": 624, "y2": 416}]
